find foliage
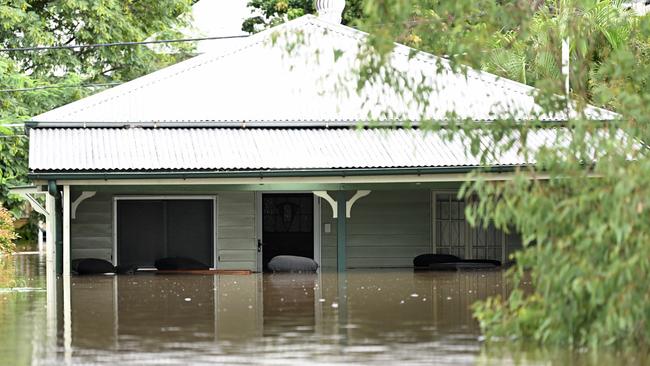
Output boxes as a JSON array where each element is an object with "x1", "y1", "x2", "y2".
[
  {"x1": 0, "y1": 255, "x2": 15, "y2": 287},
  {"x1": 242, "y1": 0, "x2": 364, "y2": 33},
  {"x1": 0, "y1": 0, "x2": 195, "y2": 216},
  {"x1": 328, "y1": 0, "x2": 650, "y2": 348},
  {"x1": 463, "y1": 2, "x2": 650, "y2": 347},
  {"x1": 0, "y1": 206, "x2": 17, "y2": 254}
]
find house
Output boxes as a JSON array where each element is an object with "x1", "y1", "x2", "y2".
[{"x1": 20, "y1": 0, "x2": 615, "y2": 276}]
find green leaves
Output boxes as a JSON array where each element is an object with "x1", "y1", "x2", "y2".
[
  {"x1": 242, "y1": 0, "x2": 364, "y2": 33},
  {"x1": 0, "y1": 0, "x2": 193, "y2": 213},
  {"x1": 0, "y1": 205, "x2": 16, "y2": 253},
  {"x1": 340, "y1": 0, "x2": 650, "y2": 349}
]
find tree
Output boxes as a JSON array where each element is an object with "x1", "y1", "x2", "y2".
[
  {"x1": 0, "y1": 0, "x2": 195, "y2": 225},
  {"x1": 481, "y1": 1, "x2": 633, "y2": 103},
  {"x1": 337, "y1": 0, "x2": 650, "y2": 347},
  {"x1": 242, "y1": 0, "x2": 364, "y2": 33},
  {"x1": 0, "y1": 206, "x2": 16, "y2": 254}
]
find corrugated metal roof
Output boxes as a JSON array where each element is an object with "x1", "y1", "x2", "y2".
[
  {"x1": 30, "y1": 15, "x2": 616, "y2": 126},
  {"x1": 29, "y1": 127, "x2": 555, "y2": 172}
]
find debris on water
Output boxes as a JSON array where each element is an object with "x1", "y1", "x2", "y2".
[
  {"x1": 400, "y1": 300, "x2": 405, "y2": 304},
  {"x1": 446, "y1": 296, "x2": 452, "y2": 300},
  {"x1": 184, "y1": 298, "x2": 191, "y2": 302},
  {"x1": 318, "y1": 298, "x2": 326, "y2": 303},
  {"x1": 331, "y1": 302, "x2": 339, "y2": 308},
  {"x1": 422, "y1": 298, "x2": 427, "y2": 302},
  {"x1": 410, "y1": 293, "x2": 419, "y2": 298},
  {"x1": 248, "y1": 305, "x2": 253, "y2": 309}
]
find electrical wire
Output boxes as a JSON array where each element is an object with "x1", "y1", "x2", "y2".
[
  {"x1": 0, "y1": 35, "x2": 248, "y2": 93},
  {"x1": 0, "y1": 34, "x2": 250, "y2": 53},
  {"x1": 0, "y1": 82, "x2": 121, "y2": 93}
]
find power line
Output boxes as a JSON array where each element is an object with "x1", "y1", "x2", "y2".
[
  {"x1": 1, "y1": 83, "x2": 120, "y2": 93},
  {"x1": 0, "y1": 34, "x2": 250, "y2": 53},
  {"x1": 0, "y1": 82, "x2": 121, "y2": 93}
]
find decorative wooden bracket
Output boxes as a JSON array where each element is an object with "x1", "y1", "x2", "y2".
[
  {"x1": 346, "y1": 190, "x2": 371, "y2": 218},
  {"x1": 71, "y1": 191, "x2": 96, "y2": 219},
  {"x1": 313, "y1": 191, "x2": 338, "y2": 218},
  {"x1": 24, "y1": 194, "x2": 49, "y2": 218},
  {"x1": 9, "y1": 186, "x2": 50, "y2": 219},
  {"x1": 314, "y1": 190, "x2": 372, "y2": 218}
]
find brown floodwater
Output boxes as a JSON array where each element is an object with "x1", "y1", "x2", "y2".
[{"x1": 0, "y1": 254, "x2": 647, "y2": 365}]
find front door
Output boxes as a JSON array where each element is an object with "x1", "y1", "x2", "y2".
[{"x1": 261, "y1": 194, "x2": 314, "y2": 271}]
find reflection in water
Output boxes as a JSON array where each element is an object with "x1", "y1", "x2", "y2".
[
  {"x1": 0, "y1": 254, "x2": 647, "y2": 365},
  {"x1": 263, "y1": 274, "x2": 316, "y2": 335}
]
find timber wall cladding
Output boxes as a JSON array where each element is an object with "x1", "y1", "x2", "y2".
[
  {"x1": 70, "y1": 189, "x2": 257, "y2": 271},
  {"x1": 70, "y1": 191, "x2": 113, "y2": 261},
  {"x1": 321, "y1": 190, "x2": 431, "y2": 269},
  {"x1": 216, "y1": 192, "x2": 257, "y2": 271}
]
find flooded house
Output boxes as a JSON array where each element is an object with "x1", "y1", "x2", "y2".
[{"x1": 15, "y1": 0, "x2": 615, "y2": 278}]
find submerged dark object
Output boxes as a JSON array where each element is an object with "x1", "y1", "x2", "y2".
[
  {"x1": 268, "y1": 255, "x2": 319, "y2": 272},
  {"x1": 72, "y1": 258, "x2": 116, "y2": 275},
  {"x1": 115, "y1": 264, "x2": 137, "y2": 275},
  {"x1": 413, "y1": 254, "x2": 501, "y2": 270},
  {"x1": 154, "y1": 257, "x2": 210, "y2": 271}
]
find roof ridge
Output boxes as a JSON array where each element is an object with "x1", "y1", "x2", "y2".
[
  {"x1": 305, "y1": 16, "x2": 534, "y2": 99},
  {"x1": 33, "y1": 16, "x2": 317, "y2": 121},
  {"x1": 31, "y1": 14, "x2": 617, "y2": 125},
  {"x1": 306, "y1": 16, "x2": 615, "y2": 118}
]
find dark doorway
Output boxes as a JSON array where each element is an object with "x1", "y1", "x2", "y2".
[
  {"x1": 262, "y1": 194, "x2": 314, "y2": 271},
  {"x1": 117, "y1": 199, "x2": 214, "y2": 268}
]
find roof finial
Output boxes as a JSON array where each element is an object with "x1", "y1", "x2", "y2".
[{"x1": 315, "y1": 0, "x2": 345, "y2": 24}]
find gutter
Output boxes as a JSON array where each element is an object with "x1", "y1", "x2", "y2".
[
  {"x1": 23, "y1": 120, "x2": 572, "y2": 129},
  {"x1": 28, "y1": 166, "x2": 519, "y2": 181}
]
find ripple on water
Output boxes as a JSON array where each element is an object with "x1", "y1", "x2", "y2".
[{"x1": 0, "y1": 255, "x2": 646, "y2": 365}]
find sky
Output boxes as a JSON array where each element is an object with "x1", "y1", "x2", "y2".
[{"x1": 189, "y1": 0, "x2": 254, "y2": 53}]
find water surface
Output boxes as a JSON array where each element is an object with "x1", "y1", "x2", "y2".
[{"x1": 0, "y1": 254, "x2": 646, "y2": 365}]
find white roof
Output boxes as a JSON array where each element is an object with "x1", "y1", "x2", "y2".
[
  {"x1": 31, "y1": 15, "x2": 616, "y2": 126},
  {"x1": 29, "y1": 127, "x2": 554, "y2": 172}
]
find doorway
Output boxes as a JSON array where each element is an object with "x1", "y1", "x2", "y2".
[{"x1": 260, "y1": 193, "x2": 315, "y2": 271}]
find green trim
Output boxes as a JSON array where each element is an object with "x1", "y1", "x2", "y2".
[
  {"x1": 28, "y1": 166, "x2": 519, "y2": 180},
  {"x1": 48, "y1": 180, "x2": 60, "y2": 198},
  {"x1": 336, "y1": 191, "x2": 347, "y2": 272},
  {"x1": 55, "y1": 195, "x2": 62, "y2": 275},
  {"x1": 73, "y1": 182, "x2": 462, "y2": 192}
]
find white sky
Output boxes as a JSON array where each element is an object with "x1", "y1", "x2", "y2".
[{"x1": 189, "y1": 0, "x2": 254, "y2": 53}]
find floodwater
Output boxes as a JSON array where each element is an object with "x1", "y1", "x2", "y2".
[{"x1": 0, "y1": 254, "x2": 647, "y2": 365}]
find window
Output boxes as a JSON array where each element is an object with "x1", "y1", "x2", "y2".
[{"x1": 434, "y1": 193, "x2": 503, "y2": 260}]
